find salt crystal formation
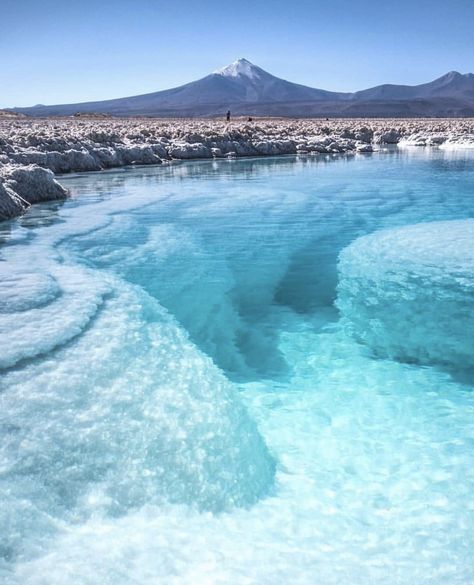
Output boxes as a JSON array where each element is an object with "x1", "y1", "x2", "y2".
[
  {"x1": 0, "y1": 164, "x2": 68, "y2": 219},
  {"x1": 0, "y1": 264, "x2": 275, "y2": 521},
  {"x1": 337, "y1": 219, "x2": 474, "y2": 370},
  {"x1": 1, "y1": 117, "x2": 474, "y2": 220}
]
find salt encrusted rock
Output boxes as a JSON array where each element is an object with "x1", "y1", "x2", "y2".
[
  {"x1": 440, "y1": 134, "x2": 474, "y2": 149},
  {"x1": 328, "y1": 141, "x2": 343, "y2": 152},
  {"x1": 17, "y1": 149, "x2": 102, "y2": 173},
  {"x1": 116, "y1": 145, "x2": 162, "y2": 165},
  {"x1": 354, "y1": 127, "x2": 373, "y2": 143},
  {"x1": 337, "y1": 220, "x2": 474, "y2": 370},
  {"x1": 356, "y1": 143, "x2": 373, "y2": 153},
  {"x1": 168, "y1": 143, "x2": 212, "y2": 159},
  {"x1": 0, "y1": 178, "x2": 29, "y2": 220},
  {"x1": 340, "y1": 128, "x2": 356, "y2": 139},
  {"x1": 398, "y1": 133, "x2": 428, "y2": 147},
  {"x1": 150, "y1": 143, "x2": 169, "y2": 158},
  {"x1": 426, "y1": 134, "x2": 447, "y2": 146},
  {"x1": 0, "y1": 164, "x2": 68, "y2": 215},
  {"x1": 61, "y1": 149, "x2": 101, "y2": 171},
  {"x1": 91, "y1": 147, "x2": 120, "y2": 167},
  {"x1": 231, "y1": 141, "x2": 254, "y2": 156},
  {"x1": 373, "y1": 129, "x2": 400, "y2": 144},
  {"x1": 254, "y1": 140, "x2": 286, "y2": 155}
]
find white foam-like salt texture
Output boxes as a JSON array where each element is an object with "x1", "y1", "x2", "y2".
[
  {"x1": 2, "y1": 154, "x2": 474, "y2": 584},
  {"x1": 7, "y1": 327, "x2": 474, "y2": 585},
  {"x1": 0, "y1": 169, "x2": 276, "y2": 571},
  {"x1": 0, "y1": 268, "x2": 59, "y2": 313},
  {"x1": 0, "y1": 274, "x2": 275, "y2": 563},
  {"x1": 0, "y1": 263, "x2": 109, "y2": 368},
  {"x1": 337, "y1": 219, "x2": 474, "y2": 369}
]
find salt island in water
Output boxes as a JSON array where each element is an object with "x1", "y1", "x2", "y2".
[{"x1": 0, "y1": 119, "x2": 474, "y2": 585}]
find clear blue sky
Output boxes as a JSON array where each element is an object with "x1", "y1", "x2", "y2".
[{"x1": 1, "y1": 0, "x2": 473, "y2": 108}]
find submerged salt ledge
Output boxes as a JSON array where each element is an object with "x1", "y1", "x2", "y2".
[
  {"x1": 0, "y1": 263, "x2": 109, "y2": 369},
  {"x1": 1, "y1": 117, "x2": 474, "y2": 220},
  {"x1": 337, "y1": 219, "x2": 474, "y2": 370},
  {"x1": 1, "y1": 154, "x2": 474, "y2": 584},
  {"x1": 0, "y1": 274, "x2": 275, "y2": 560},
  {"x1": 0, "y1": 195, "x2": 276, "y2": 571}
]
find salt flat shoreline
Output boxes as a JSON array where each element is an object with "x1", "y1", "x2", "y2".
[{"x1": 1, "y1": 117, "x2": 474, "y2": 221}]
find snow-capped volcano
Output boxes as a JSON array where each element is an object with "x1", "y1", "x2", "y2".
[
  {"x1": 11, "y1": 59, "x2": 474, "y2": 117},
  {"x1": 212, "y1": 58, "x2": 344, "y2": 104},
  {"x1": 215, "y1": 58, "x2": 265, "y2": 79},
  {"x1": 12, "y1": 57, "x2": 343, "y2": 117}
]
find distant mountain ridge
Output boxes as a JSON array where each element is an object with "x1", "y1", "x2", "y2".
[
  {"x1": 353, "y1": 70, "x2": 474, "y2": 101},
  {"x1": 10, "y1": 58, "x2": 474, "y2": 117}
]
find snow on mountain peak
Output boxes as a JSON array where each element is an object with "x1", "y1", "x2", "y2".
[{"x1": 214, "y1": 58, "x2": 261, "y2": 79}]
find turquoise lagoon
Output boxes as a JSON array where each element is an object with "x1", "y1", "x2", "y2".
[{"x1": 1, "y1": 150, "x2": 474, "y2": 584}]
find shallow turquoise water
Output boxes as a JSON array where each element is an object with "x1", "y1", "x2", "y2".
[{"x1": 1, "y1": 150, "x2": 474, "y2": 584}]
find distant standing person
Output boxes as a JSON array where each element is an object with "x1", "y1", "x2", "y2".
[{"x1": 226, "y1": 110, "x2": 231, "y2": 122}]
